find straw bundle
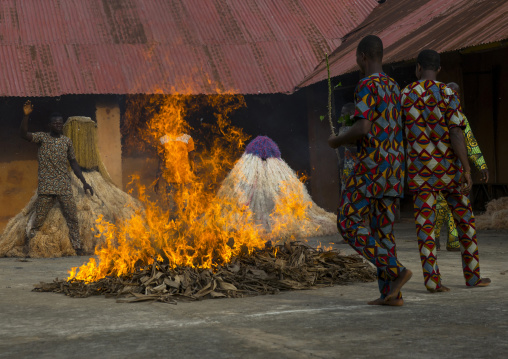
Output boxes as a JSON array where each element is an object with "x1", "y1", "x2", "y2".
[
  {"x1": 0, "y1": 117, "x2": 139, "y2": 257},
  {"x1": 217, "y1": 136, "x2": 337, "y2": 239},
  {"x1": 64, "y1": 116, "x2": 112, "y2": 182},
  {"x1": 0, "y1": 172, "x2": 138, "y2": 257},
  {"x1": 475, "y1": 196, "x2": 508, "y2": 230}
]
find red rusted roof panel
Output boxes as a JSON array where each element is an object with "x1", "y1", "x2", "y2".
[
  {"x1": 299, "y1": 0, "x2": 508, "y2": 88},
  {"x1": 0, "y1": 0, "x2": 377, "y2": 96}
]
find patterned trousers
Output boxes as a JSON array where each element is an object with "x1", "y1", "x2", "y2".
[
  {"x1": 338, "y1": 189, "x2": 405, "y2": 299},
  {"x1": 413, "y1": 190, "x2": 481, "y2": 290},
  {"x1": 435, "y1": 193, "x2": 460, "y2": 250},
  {"x1": 33, "y1": 194, "x2": 81, "y2": 250}
]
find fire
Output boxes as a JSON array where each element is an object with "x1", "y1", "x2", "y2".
[
  {"x1": 69, "y1": 92, "x2": 274, "y2": 282},
  {"x1": 269, "y1": 181, "x2": 314, "y2": 241}
]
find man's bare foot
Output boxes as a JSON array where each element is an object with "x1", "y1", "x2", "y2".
[
  {"x1": 427, "y1": 286, "x2": 450, "y2": 293},
  {"x1": 472, "y1": 278, "x2": 491, "y2": 287},
  {"x1": 384, "y1": 269, "x2": 413, "y2": 302},
  {"x1": 368, "y1": 297, "x2": 404, "y2": 306}
]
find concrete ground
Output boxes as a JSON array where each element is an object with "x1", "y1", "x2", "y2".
[{"x1": 1, "y1": 220, "x2": 507, "y2": 359}]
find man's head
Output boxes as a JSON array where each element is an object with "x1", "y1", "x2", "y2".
[
  {"x1": 356, "y1": 35, "x2": 383, "y2": 74},
  {"x1": 48, "y1": 112, "x2": 64, "y2": 135},
  {"x1": 447, "y1": 82, "x2": 460, "y2": 94},
  {"x1": 416, "y1": 49, "x2": 441, "y2": 79}
]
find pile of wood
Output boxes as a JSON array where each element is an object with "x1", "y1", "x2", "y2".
[{"x1": 33, "y1": 242, "x2": 375, "y2": 304}]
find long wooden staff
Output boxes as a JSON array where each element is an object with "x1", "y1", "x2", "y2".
[{"x1": 325, "y1": 53, "x2": 342, "y2": 165}]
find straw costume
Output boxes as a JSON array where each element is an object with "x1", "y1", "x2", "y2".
[
  {"x1": 0, "y1": 116, "x2": 138, "y2": 257},
  {"x1": 217, "y1": 136, "x2": 337, "y2": 239}
]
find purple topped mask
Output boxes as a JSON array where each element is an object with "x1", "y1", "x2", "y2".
[{"x1": 245, "y1": 136, "x2": 281, "y2": 160}]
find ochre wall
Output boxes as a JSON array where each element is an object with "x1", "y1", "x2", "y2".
[
  {"x1": 0, "y1": 160, "x2": 38, "y2": 231},
  {"x1": 96, "y1": 101, "x2": 123, "y2": 188}
]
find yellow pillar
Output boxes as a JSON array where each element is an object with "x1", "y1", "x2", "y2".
[{"x1": 96, "y1": 100, "x2": 123, "y2": 188}]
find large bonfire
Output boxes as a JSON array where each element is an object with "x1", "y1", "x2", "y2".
[{"x1": 35, "y1": 92, "x2": 375, "y2": 302}]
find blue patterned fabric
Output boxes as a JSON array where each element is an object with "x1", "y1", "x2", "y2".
[{"x1": 346, "y1": 73, "x2": 405, "y2": 198}]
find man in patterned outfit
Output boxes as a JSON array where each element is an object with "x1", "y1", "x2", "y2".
[
  {"x1": 401, "y1": 50, "x2": 491, "y2": 292},
  {"x1": 20, "y1": 101, "x2": 94, "y2": 256},
  {"x1": 435, "y1": 82, "x2": 489, "y2": 251},
  {"x1": 328, "y1": 35, "x2": 412, "y2": 306}
]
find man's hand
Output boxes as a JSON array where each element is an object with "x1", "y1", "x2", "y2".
[
  {"x1": 480, "y1": 169, "x2": 489, "y2": 183},
  {"x1": 23, "y1": 100, "x2": 33, "y2": 116},
  {"x1": 460, "y1": 171, "x2": 473, "y2": 194},
  {"x1": 83, "y1": 183, "x2": 94, "y2": 196},
  {"x1": 328, "y1": 134, "x2": 340, "y2": 149}
]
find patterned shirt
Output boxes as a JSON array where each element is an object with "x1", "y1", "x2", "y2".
[
  {"x1": 401, "y1": 80, "x2": 465, "y2": 192},
  {"x1": 345, "y1": 73, "x2": 405, "y2": 198},
  {"x1": 160, "y1": 134, "x2": 195, "y2": 184},
  {"x1": 32, "y1": 132, "x2": 76, "y2": 195},
  {"x1": 464, "y1": 115, "x2": 487, "y2": 171}
]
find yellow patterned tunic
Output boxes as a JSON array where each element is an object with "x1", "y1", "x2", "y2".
[{"x1": 435, "y1": 115, "x2": 487, "y2": 249}]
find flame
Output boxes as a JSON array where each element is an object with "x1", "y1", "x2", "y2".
[
  {"x1": 69, "y1": 91, "x2": 270, "y2": 282},
  {"x1": 69, "y1": 91, "x2": 317, "y2": 283},
  {"x1": 269, "y1": 181, "x2": 313, "y2": 241}
]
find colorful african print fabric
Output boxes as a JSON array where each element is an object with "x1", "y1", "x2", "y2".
[
  {"x1": 434, "y1": 194, "x2": 459, "y2": 250},
  {"x1": 434, "y1": 115, "x2": 487, "y2": 250},
  {"x1": 340, "y1": 146, "x2": 358, "y2": 194},
  {"x1": 32, "y1": 132, "x2": 76, "y2": 195},
  {"x1": 464, "y1": 118, "x2": 487, "y2": 170},
  {"x1": 33, "y1": 194, "x2": 81, "y2": 249},
  {"x1": 413, "y1": 190, "x2": 482, "y2": 290},
  {"x1": 338, "y1": 188, "x2": 404, "y2": 299},
  {"x1": 348, "y1": 73, "x2": 404, "y2": 198},
  {"x1": 401, "y1": 80, "x2": 465, "y2": 192}
]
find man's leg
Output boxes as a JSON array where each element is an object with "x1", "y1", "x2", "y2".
[
  {"x1": 368, "y1": 196, "x2": 403, "y2": 301},
  {"x1": 338, "y1": 189, "x2": 408, "y2": 303},
  {"x1": 57, "y1": 194, "x2": 81, "y2": 252},
  {"x1": 442, "y1": 191, "x2": 490, "y2": 287},
  {"x1": 32, "y1": 194, "x2": 56, "y2": 237},
  {"x1": 434, "y1": 193, "x2": 448, "y2": 251},
  {"x1": 413, "y1": 191, "x2": 447, "y2": 292},
  {"x1": 445, "y1": 210, "x2": 460, "y2": 251}
]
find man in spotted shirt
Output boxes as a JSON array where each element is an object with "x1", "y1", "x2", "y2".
[
  {"x1": 20, "y1": 101, "x2": 94, "y2": 256},
  {"x1": 328, "y1": 35, "x2": 412, "y2": 306}
]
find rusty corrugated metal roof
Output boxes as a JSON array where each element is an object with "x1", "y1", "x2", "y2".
[
  {"x1": 0, "y1": 0, "x2": 377, "y2": 96},
  {"x1": 298, "y1": 0, "x2": 508, "y2": 89}
]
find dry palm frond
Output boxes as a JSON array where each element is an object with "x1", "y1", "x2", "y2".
[{"x1": 33, "y1": 241, "x2": 375, "y2": 303}]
